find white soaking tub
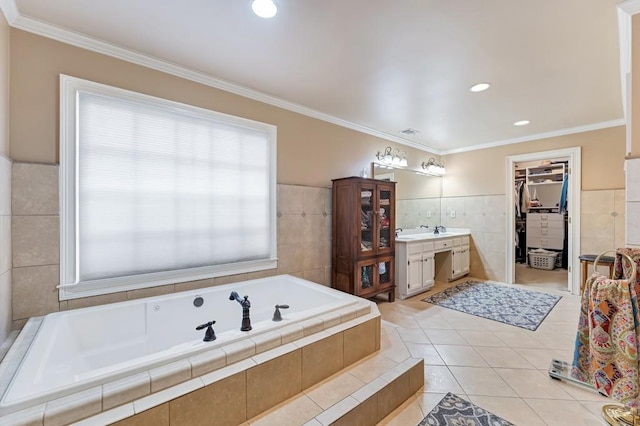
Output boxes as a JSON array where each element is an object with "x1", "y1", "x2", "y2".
[{"x1": 0, "y1": 275, "x2": 368, "y2": 416}]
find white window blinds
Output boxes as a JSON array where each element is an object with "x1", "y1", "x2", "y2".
[{"x1": 60, "y1": 75, "x2": 277, "y2": 299}]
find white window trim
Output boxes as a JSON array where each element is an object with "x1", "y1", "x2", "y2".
[{"x1": 59, "y1": 74, "x2": 277, "y2": 300}]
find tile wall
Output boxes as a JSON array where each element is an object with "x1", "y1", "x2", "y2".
[
  {"x1": 626, "y1": 158, "x2": 640, "y2": 247},
  {"x1": 9, "y1": 163, "x2": 333, "y2": 324},
  {"x1": 438, "y1": 190, "x2": 626, "y2": 283},
  {"x1": 396, "y1": 198, "x2": 441, "y2": 229},
  {"x1": 0, "y1": 155, "x2": 10, "y2": 344}
]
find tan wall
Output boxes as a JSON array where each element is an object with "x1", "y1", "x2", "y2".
[
  {"x1": 442, "y1": 126, "x2": 626, "y2": 197},
  {"x1": 9, "y1": 29, "x2": 435, "y2": 187}
]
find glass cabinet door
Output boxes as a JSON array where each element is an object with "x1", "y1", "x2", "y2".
[
  {"x1": 359, "y1": 185, "x2": 375, "y2": 255},
  {"x1": 377, "y1": 257, "x2": 393, "y2": 289},
  {"x1": 358, "y1": 261, "x2": 375, "y2": 295},
  {"x1": 377, "y1": 185, "x2": 393, "y2": 254}
]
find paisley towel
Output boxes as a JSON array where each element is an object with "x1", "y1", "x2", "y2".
[{"x1": 571, "y1": 248, "x2": 640, "y2": 407}]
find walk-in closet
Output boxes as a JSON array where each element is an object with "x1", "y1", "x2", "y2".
[{"x1": 514, "y1": 157, "x2": 570, "y2": 290}]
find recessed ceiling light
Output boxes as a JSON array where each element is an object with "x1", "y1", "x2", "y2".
[
  {"x1": 251, "y1": 0, "x2": 277, "y2": 18},
  {"x1": 513, "y1": 120, "x2": 530, "y2": 126},
  {"x1": 469, "y1": 83, "x2": 490, "y2": 92}
]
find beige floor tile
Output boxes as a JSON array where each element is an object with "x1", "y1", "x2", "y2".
[
  {"x1": 535, "y1": 331, "x2": 576, "y2": 351},
  {"x1": 423, "y1": 366, "x2": 464, "y2": 394},
  {"x1": 433, "y1": 345, "x2": 489, "y2": 367},
  {"x1": 379, "y1": 327, "x2": 411, "y2": 363},
  {"x1": 551, "y1": 378, "x2": 609, "y2": 402},
  {"x1": 415, "y1": 316, "x2": 454, "y2": 330},
  {"x1": 422, "y1": 329, "x2": 467, "y2": 345},
  {"x1": 404, "y1": 343, "x2": 445, "y2": 365},
  {"x1": 579, "y1": 400, "x2": 611, "y2": 421},
  {"x1": 304, "y1": 372, "x2": 366, "y2": 410},
  {"x1": 473, "y1": 346, "x2": 535, "y2": 369},
  {"x1": 448, "y1": 366, "x2": 517, "y2": 397},
  {"x1": 415, "y1": 392, "x2": 448, "y2": 416},
  {"x1": 536, "y1": 320, "x2": 580, "y2": 336},
  {"x1": 467, "y1": 395, "x2": 546, "y2": 426},
  {"x1": 495, "y1": 368, "x2": 574, "y2": 400},
  {"x1": 247, "y1": 394, "x2": 322, "y2": 426},
  {"x1": 378, "y1": 393, "x2": 425, "y2": 426},
  {"x1": 491, "y1": 330, "x2": 547, "y2": 349},
  {"x1": 457, "y1": 330, "x2": 507, "y2": 347},
  {"x1": 396, "y1": 327, "x2": 430, "y2": 343},
  {"x1": 347, "y1": 354, "x2": 399, "y2": 383},
  {"x1": 524, "y1": 398, "x2": 604, "y2": 426},
  {"x1": 513, "y1": 348, "x2": 566, "y2": 370}
]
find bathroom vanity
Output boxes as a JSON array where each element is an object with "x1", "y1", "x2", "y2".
[{"x1": 395, "y1": 229, "x2": 471, "y2": 300}]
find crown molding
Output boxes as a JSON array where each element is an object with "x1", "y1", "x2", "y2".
[
  {"x1": 441, "y1": 118, "x2": 626, "y2": 155},
  {"x1": 618, "y1": 0, "x2": 640, "y2": 15},
  {"x1": 0, "y1": 1, "x2": 440, "y2": 155}
]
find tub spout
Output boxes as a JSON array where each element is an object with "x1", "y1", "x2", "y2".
[{"x1": 229, "y1": 291, "x2": 252, "y2": 331}]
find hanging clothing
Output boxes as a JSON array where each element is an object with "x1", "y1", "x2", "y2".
[
  {"x1": 558, "y1": 173, "x2": 568, "y2": 214},
  {"x1": 522, "y1": 183, "x2": 530, "y2": 214}
]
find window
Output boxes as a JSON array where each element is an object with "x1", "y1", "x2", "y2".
[{"x1": 59, "y1": 75, "x2": 277, "y2": 300}]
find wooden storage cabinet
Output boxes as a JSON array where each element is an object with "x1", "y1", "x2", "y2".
[{"x1": 332, "y1": 177, "x2": 396, "y2": 301}]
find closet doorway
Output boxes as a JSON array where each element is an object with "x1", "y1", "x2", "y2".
[{"x1": 505, "y1": 148, "x2": 581, "y2": 294}]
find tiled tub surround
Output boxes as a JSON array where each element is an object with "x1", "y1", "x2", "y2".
[
  {"x1": 10, "y1": 161, "x2": 333, "y2": 325},
  {"x1": 0, "y1": 155, "x2": 11, "y2": 345},
  {"x1": 0, "y1": 276, "x2": 380, "y2": 425}
]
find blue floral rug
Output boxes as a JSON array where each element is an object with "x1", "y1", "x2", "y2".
[
  {"x1": 418, "y1": 393, "x2": 514, "y2": 426},
  {"x1": 421, "y1": 280, "x2": 561, "y2": 331}
]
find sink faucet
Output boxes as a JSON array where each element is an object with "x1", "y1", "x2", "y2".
[
  {"x1": 395, "y1": 227, "x2": 403, "y2": 237},
  {"x1": 433, "y1": 225, "x2": 446, "y2": 235},
  {"x1": 419, "y1": 224, "x2": 429, "y2": 229},
  {"x1": 229, "y1": 291, "x2": 252, "y2": 331}
]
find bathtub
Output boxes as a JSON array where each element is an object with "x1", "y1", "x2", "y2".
[{"x1": 0, "y1": 275, "x2": 369, "y2": 416}]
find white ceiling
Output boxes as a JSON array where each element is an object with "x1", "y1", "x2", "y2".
[{"x1": 8, "y1": 0, "x2": 625, "y2": 153}]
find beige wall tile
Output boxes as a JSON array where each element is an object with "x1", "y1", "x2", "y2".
[
  {"x1": 0, "y1": 157, "x2": 10, "y2": 216},
  {"x1": 214, "y1": 273, "x2": 248, "y2": 285},
  {"x1": 12, "y1": 215, "x2": 59, "y2": 267},
  {"x1": 246, "y1": 349, "x2": 302, "y2": 418},
  {"x1": 344, "y1": 320, "x2": 376, "y2": 367},
  {"x1": 303, "y1": 268, "x2": 325, "y2": 285},
  {"x1": 333, "y1": 394, "x2": 378, "y2": 426},
  {"x1": 278, "y1": 185, "x2": 304, "y2": 215},
  {"x1": 278, "y1": 214, "x2": 305, "y2": 244},
  {"x1": 174, "y1": 278, "x2": 215, "y2": 293},
  {"x1": 169, "y1": 372, "x2": 246, "y2": 426},
  {"x1": 12, "y1": 265, "x2": 59, "y2": 319},
  {"x1": 0, "y1": 215, "x2": 10, "y2": 275},
  {"x1": 0, "y1": 270, "x2": 10, "y2": 343},
  {"x1": 302, "y1": 333, "x2": 344, "y2": 389},
  {"x1": 377, "y1": 372, "x2": 411, "y2": 420},
  {"x1": 113, "y1": 403, "x2": 169, "y2": 426},
  {"x1": 627, "y1": 158, "x2": 640, "y2": 202},
  {"x1": 12, "y1": 163, "x2": 58, "y2": 215},
  {"x1": 277, "y1": 243, "x2": 305, "y2": 274},
  {"x1": 247, "y1": 269, "x2": 278, "y2": 280},
  {"x1": 126, "y1": 284, "x2": 175, "y2": 301},
  {"x1": 303, "y1": 214, "x2": 327, "y2": 243},
  {"x1": 67, "y1": 291, "x2": 127, "y2": 310},
  {"x1": 303, "y1": 186, "x2": 326, "y2": 215}
]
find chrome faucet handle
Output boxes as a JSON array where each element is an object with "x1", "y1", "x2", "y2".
[
  {"x1": 272, "y1": 304, "x2": 290, "y2": 322},
  {"x1": 195, "y1": 320, "x2": 217, "y2": 342}
]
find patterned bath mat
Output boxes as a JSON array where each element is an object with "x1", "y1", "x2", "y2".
[
  {"x1": 418, "y1": 393, "x2": 514, "y2": 426},
  {"x1": 421, "y1": 280, "x2": 561, "y2": 331}
]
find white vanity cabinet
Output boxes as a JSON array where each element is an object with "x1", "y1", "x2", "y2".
[
  {"x1": 396, "y1": 242, "x2": 435, "y2": 299},
  {"x1": 396, "y1": 234, "x2": 470, "y2": 299}
]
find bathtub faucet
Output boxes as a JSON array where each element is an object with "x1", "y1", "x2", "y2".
[{"x1": 229, "y1": 291, "x2": 252, "y2": 331}]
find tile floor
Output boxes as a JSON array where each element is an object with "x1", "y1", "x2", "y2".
[{"x1": 246, "y1": 276, "x2": 611, "y2": 425}]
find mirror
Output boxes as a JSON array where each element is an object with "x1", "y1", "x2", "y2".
[{"x1": 373, "y1": 164, "x2": 442, "y2": 229}]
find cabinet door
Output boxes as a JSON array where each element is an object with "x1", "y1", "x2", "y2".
[
  {"x1": 359, "y1": 184, "x2": 376, "y2": 256},
  {"x1": 452, "y1": 249, "x2": 463, "y2": 277},
  {"x1": 376, "y1": 184, "x2": 394, "y2": 256},
  {"x1": 422, "y1": 253, "x2": 435, "y2": 289},
  {"x1": 356, "y1": 259, "x2": 377, "y2": 297},
  {"x1": 461, "y1": 248, "x2": 470, "y2": 274},
  {"x1": 407, "y1": 253, "x2": 423, "y2": 293},
  {"x1": 377, "y1": 255, "x2": 394, "y2": 290}
]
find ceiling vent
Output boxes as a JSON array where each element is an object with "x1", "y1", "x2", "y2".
[{"x1": 400, "y1": 128, "x2": 420, "y2": 136}]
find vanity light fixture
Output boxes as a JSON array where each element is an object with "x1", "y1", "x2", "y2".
[
  {"x1": 251, "y1": 0, "x2": 277, "y2": 18},
  {"x1": 421, "y1": 158, "x2": 446, "y2": 176},
  {"x1": 513, "y1": 120, "x2": 530, "y2": 126},
  {"x1": 469, "y1": 82, "x2": 491, "y2": 92},
  {"x1": 376, "y1": 146, "x2": 408, "y2": 168}
]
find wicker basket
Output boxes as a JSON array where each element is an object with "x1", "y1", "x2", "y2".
[{"x1": 529, "y1": 251, "x2": 559, "y2": 270}]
